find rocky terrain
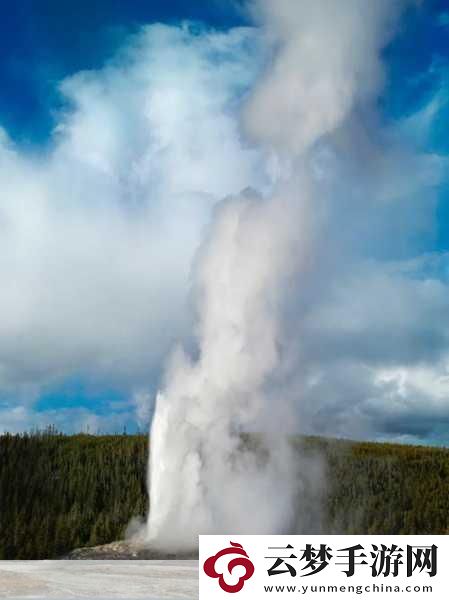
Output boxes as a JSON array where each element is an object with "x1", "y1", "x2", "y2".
[{"x1": 65, "y1": 540, "x2": 198, "y2": 560}]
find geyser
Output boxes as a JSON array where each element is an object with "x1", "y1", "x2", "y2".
[
  {"x1": 146, "y1": 0, "x2": 407, "y2": 550},
  {"x1": 148, "y1": 188, "x2": 307, "y2": 550}
]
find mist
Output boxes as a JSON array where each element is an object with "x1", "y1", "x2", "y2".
[{"x1": 146, "y1": 0, "x2": 417, "y2": 549}]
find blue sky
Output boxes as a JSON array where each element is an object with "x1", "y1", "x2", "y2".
[
  {"x1": 383, "y1": 1, "x2": 449, "y2": 252},
  {"x1": 1, "y1": 1, "x2": 449, "y2": 443}
]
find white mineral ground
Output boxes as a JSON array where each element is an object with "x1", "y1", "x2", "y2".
[{"x1": 0, "y1": 560, "x2": 198, "y2": 600}]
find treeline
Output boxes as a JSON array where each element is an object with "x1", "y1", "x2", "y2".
[
  {"x1": 318, "y1": 438, "x2": 449, "y2": 535},
  {"x1": 0, "y1": 431, "x2": 448, "y2": 559},
  {"x1": 0, "y1": 429, "x2": 147, "y2": 559}
]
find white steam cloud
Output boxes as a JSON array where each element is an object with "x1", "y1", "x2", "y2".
[
  {"x1": 244, "y1": 0, "x2": 400, "y2": 155},
  {"x1": 147, "y1": 0, "x2": 415, "y2": 549}
]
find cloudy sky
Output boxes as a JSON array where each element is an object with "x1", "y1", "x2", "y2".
[{"x1": 1, "y1": 0, "x2": 449, "y2": 445}]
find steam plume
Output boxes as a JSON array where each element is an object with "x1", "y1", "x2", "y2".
[{"x1": 147, "y1": 0, "x2": 407, "y2": 549}]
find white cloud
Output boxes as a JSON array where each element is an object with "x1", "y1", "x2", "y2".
[
  {"x1": 0, "y1": 23, "x2": 266, "y2": 428},
  {"x1": 277, "y1": 256, "x2": 449, "y2": 445}
]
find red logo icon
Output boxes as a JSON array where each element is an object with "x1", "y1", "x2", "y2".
[{"x1": 203, "y1": 541, "x2": 255, "y2": 593}]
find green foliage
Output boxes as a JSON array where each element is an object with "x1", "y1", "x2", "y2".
[
  {"x1": 298, "y1": 437, "x2": 449, "y2": 535},
  {"x1": 0, "y1": 429, "x2": 147, "y2": 559},
  {"x1": 1, "y1": 431, "x2": 448, "y2": 559}
]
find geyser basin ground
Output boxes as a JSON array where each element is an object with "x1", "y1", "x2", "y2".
[
  {"x1": 0, "y1": 560, "x2": 198, "y2": 599},
  {"x1": 65, "y1": 540, "x2": 198, "y2": 560}
]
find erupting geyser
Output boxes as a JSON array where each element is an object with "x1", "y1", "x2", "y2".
[
  {"x1": 148, "y1": 189, "x2": 306, "y2": 550},
  {"x1": 146, "y1": 0, "x2": 407, "y2": 550}
]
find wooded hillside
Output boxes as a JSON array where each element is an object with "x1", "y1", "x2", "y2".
[{"x1": 0, "y1": 431, "x2": 448, "y2": 559}]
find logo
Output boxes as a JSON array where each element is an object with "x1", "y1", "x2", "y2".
[{"x1": 203, "y1": 541, "x2": 255, "y2": 593}]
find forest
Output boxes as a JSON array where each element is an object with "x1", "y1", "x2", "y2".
[{"x1": 0, "y1": 430, "x2": 448, "y2": 559}]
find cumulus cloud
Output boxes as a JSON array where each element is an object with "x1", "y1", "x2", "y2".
[{"x1": 0, "y1": 23, "x2": 266, "y2": 430}]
